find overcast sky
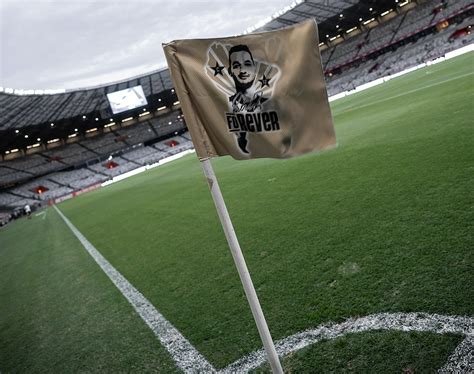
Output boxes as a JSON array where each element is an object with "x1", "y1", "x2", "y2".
[{"x1": 0, "y1": 0, "x2": 291, "y2": 90}]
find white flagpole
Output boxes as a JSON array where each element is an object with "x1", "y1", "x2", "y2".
[{"x1": 200, "y1": 158, "x2": 283, "y2": 374}]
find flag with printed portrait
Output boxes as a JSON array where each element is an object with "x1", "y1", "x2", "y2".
[{"x1": 163, "y1": 19, "x2": 336, "y2": 160}]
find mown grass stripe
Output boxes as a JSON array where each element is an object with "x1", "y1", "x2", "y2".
[{"x1": 53, "y1": 205, "x2": 215, "y2": 373}]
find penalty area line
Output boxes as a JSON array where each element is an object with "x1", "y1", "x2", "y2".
[{"x1": 53, "y1": 205, "x2": 215, "y2": 373}]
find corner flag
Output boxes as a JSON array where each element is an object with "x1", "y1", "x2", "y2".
[
  {"x1": 163, "y1": 19, "x2": 335, "y2": 160},
  {"x1": 163, "y1": 19, "x2": 335, "y2": 374}
]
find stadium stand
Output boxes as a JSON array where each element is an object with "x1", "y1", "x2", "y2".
[
  {"x1": 9, "y1": 178, "x2": 72, "y2": 201},
  {"x1": 88, "y1": 157, "x2": 139, "y2": 178},
  {"x1": 119, "y1": 146, "x2": 165, "y2": 166},
  {"x1": 0, "y1": 0, "x2": 472, "y2": 215},
  {"x1": 152, "y1": 136, "x2": 194, "y2": 156},
  {"x1": 48, "y1": 168, "x2": 107, "y2": 190},
  {"x1": 80, "y1": 132, "x2": 126, "y2": 157},
  {"x1": 0, "y1": 153, "x2": 64, "y2": 177},
  {"x1": 326, "y1": 19, "x2": 473, "y2": 95},
  {"x1": 0, "y1": 167, "x2": 32, "y2": 186},
  {"x1": 41, "y1": 143, "x2": 97, "y2": 167},
  {"x1": 114, "y1": 121, "x2": 157, "y2": 145},
  {"x1": 323, "y1": 1, "x2": 473, "y2": 95},
  {"x1": 0, "y1": 191, "x2": 36, "y2": 208}
]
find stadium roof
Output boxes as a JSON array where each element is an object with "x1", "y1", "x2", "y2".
[
  {"x1": 0, "y1": 68, "x2": 174, "y2": 128},
  {"x1": 0, "y1": 0, "x2": 409, "y2": 152},
  {"x1": 252, "y1": 0, "x2": 401, "y2": 39},
  {"x1": 0, "y1": 68, "x2": 177, "y2": 152}
]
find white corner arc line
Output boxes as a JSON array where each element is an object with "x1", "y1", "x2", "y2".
[
  {"x1": 220, "y1": 312, "x2": 474, "y2": 373},
  {"x1": 53, "y1": 206, "x2": 473, "y2": 373},
  {"x1": 439, "y1": 336, "x2": 474, "y2": 373},
  {"x1": 53, "y1": 206, "x2": 215, "y2": 373}
]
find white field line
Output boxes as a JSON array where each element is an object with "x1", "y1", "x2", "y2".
[
  {"x1": 53, "y1": 205, "x2": 473, "y2": 373},
  {"x1": 337, "y1": 70, "x2": 474, "y2": 116},
  {"x1": 53, "y1": 205, "x2": 216, "y2": 373},
  {"x1": 439, "y1": 336, "x2": 474, "y2": 373},
  {"x1": 35, "y1": 211, "x2": 46, "y2": 220},
  {"x1": 220, "y1": 312, "x2": 474, "y2": 373}
]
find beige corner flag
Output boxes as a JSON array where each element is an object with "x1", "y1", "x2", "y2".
[{"x1": 163, "y1": 19, "x2": 336, "y2": 160}]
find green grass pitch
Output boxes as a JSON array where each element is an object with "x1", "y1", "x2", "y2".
[{"x1": 1, "y1": 52, "x2": 473, "y2": 372}]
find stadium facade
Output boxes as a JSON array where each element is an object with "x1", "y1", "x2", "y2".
[{"x1": 0, "y1": 0, "x2": 472, "y2": 223}]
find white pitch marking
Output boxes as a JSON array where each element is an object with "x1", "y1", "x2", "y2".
[
  {"x1": 53, "y1": 205, "x2": 215, "y2": 373},
  {"x1": 220, "y1": 312, "x2": 474, "y2": 373},
  {"x1": 35, "y1": 211, "x2": 46, "y2": 220},
  {"x1": 338, "y1": 71, "x2": 474, "y2": 116},
  {"x1": 52, "y1": 207, "x2": 473, "y2": 373},
  {"x1": 439, "y1": 336, "x2": 474, "y2": 373}
]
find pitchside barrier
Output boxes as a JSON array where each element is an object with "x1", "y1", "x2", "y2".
[
  {"x1": 49, "y1": 44, "x2": 473, "y2": 205},
  {"x1": 49, "y1": 183, "x2": 102, "y2": 205}
]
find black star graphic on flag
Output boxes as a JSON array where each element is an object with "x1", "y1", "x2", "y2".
[
  {"x1": 211, "y1": 62, "x2": 224, "y2": 76},
  {"x1": 259, "y1": 74, "x2": 270, "y2": 87}
]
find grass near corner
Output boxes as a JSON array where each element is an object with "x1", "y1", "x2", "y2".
[{"x1": 1, "y1": 52, "x2": 473, "y2": 372}]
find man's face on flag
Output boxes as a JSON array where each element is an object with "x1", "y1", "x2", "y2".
[{"x1": 229, "y1": 50, "x2": 256, "y2": 87}]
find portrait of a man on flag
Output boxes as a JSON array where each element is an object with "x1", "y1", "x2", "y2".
[{"x1": 205, "y1": 43, "x2": 281, "y2": 154}]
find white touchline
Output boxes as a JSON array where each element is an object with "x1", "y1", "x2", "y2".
[
  {"x1": 338, "y1": 71, "x2": 474, "y2": 117},
  {"x1": 54, "y1": 205, "x2": 473, "y2": 373},
  {"x1": 220, "y1": 312, "x2": 474, "y2": 373},
  {"x1": 53, "y1": 205, "x2": 216, "y2": 373}
]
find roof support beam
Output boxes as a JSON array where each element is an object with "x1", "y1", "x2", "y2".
[
  {"x1": 290, "y1": 9, "x2": 315, "y2": 18},
  {"x1": 275, "y1": 17, "x2": 297, "y2": 26},
  {"x1": 304, "y1": 1, "x2": 346, "y2": 14},
  {"x1": 337, "y1": 0, "x2": 359, "y2": 6}
]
